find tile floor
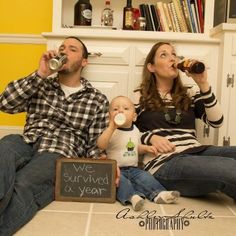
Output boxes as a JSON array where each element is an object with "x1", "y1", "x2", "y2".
[
  {"x1": 14, "y1": 193, "x2": 236, "y2": 236},
  {"x1": 1, "y1": 130, "x2": 236, "y2": 236}
]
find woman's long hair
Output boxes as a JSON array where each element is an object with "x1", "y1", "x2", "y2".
[{"x1": 135, "y1": 42, "x2": 192, "y2": 111}]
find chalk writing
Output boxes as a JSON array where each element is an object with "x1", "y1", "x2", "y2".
[{"x1": 55, "y1": 158, "x2": 116, "y2": 203}]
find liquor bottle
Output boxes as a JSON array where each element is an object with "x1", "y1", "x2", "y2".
[
  {"x1": 123, "y1": 0, "x2": 134, "y2": 30},
  {"x1": 101, "y1": 0, "x2": 113, "y2": 26},
  {"x1": 176, "y1": 59, "x2": 205, "y2": 74},
  {"x1": 74, "y1": 0, "x2": 92, "y2": 26}
]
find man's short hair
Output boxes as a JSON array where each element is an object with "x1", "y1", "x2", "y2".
[{"x1": 66, "y1": 36, "x2": 89, "y2": 59}]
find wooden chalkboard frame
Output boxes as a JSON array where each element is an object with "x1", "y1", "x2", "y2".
[{"x1": 55, "y1": 158, "x2": 117, "y2": 203}]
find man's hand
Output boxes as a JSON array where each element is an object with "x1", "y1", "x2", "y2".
[{"x1": 37, "y1": 50, "x2": 57, "y2": 79}]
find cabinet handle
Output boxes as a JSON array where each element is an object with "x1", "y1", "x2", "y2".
[{"x1": 88, "y1": 52, "x2": 102, "y2": 57}]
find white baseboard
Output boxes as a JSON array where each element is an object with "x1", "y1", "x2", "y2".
[{"x1": 0, "y1": 126, "x2": 23, "y2": 138}]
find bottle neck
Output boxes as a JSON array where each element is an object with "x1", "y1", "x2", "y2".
[
  {"x1": 105, "y1": 0, "x2": 110, "y2": 6},
  {"x1": 126, "y1": 0, "x2": 132, "y2": 7},
  {"x1": 80, "y1": 0, "x2": 90, "y2": 3}
]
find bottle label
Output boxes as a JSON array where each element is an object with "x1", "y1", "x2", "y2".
[
  {"x1": 82, "y1": 9, "x2": 92, "y2": 20},
  {"x1": 125, "y1": 11, "x2": 133, "y2": 27}
]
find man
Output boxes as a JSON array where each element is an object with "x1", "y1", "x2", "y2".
[{"x1": 0, "y1": 37, "x2": 109, "y2": 235}]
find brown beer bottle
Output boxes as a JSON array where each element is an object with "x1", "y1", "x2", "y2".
[
  {"x1": 123, "y1": 0, "x2": 134, "y2": 30},
  {"x1": 177, "y1": 59, "x2": 205, "y2": 74}
]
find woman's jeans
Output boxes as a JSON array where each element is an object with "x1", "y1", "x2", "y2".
[
  {"x1": 117, "y1": 166, "x2": 166, "y2": 205},
  {"x1": 0, "y1": 134, "x2": 61, "y2": 236},
  {"x1": 154, "y1": 146, "x2": 236, "y2": 199}
]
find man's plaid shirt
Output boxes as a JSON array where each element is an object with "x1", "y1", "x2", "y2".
[{"x1": 0, "y1": 72, "x2": 109, "y2": 158}]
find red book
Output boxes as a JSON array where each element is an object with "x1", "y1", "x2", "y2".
[{"x1": 197, "y1": 0, "x2": 204, "y2": 33}]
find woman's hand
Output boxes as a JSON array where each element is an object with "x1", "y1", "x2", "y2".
[
  {"x1": 150, "y1": 135, "x2": 175, "y2": 153},
  {"x1": 186, "y1": 66, "x2": 210, "y2": 93}
]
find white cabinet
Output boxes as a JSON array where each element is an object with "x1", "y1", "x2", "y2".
[
  {"x1": 210, "y1": 24, "x2": 236, "y2": 146},
  {"x1": 42, "y1": 0, "x2": 221, "y2": 145}
]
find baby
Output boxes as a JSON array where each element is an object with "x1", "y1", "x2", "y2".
[{"x1": 97, "y1": 96, "x2": 180, "y2": 211}]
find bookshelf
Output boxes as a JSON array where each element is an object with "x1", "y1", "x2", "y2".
[{"x1": 51, "y1": 0, "x2": 215, "y2": 40}]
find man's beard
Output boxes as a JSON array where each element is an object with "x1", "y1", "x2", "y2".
[{"x1": 58, "y1": 60, "x2": 82, "y2": 75}]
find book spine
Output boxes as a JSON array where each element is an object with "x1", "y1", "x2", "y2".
[
  {"x1": 190, "y1": 1, "x2": 199, "y2": 33},
  {"x1": 167, "y1": 2, "x2": 177, "y2": 32},
  {"x1": 194, "y1": 0, "x2": 201, "y2": 32},
  {"x1": 150, "y1": 4, "x2": 161, "y2": 31},
  {"x1": 181, "y1": 0, "x2": 193, "y2": 32},
  {"x1": 148, "y1": 4, "x2": 157, "y2": 31},
  {"x1": 197, "y1": 0, "x2": 204, "y2": 33},
  {"x1": 170, "y1": 1, "x2": 181, "y2": 32},
  {"x1": 156, "y1": 2, "x2": 169, "y2": 32},
  {"x1": 173, "y1": 0, "x2": 188, "y2": 32},
  {"x1": 186, "y1": 0, "x2": 197, "y2": 33},
  {"x1": 163, "y1": 2, "x2": 174, "y2": 32}
]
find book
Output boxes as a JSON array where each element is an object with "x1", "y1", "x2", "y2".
[
  {"x1": 190, "y1": 0, "x2": 199, "y2": 33},
  {"x1": 194, "y1": 0, "x2": 201, "y2": 33},
  {"x1": 197, "y1": 0, "x2": 204, "y2": 32},
  {"x1": 172, "y1": 0, "x2": 188, "y2": 32},
  {"x1": 139, "y1": 4, "x2": 153, "y2": 31},
  {"x1": 150, "y1": 4, "x2": 161, "y2": 31},
  {"x1": 181, "y1": 0, "x2": 193, "y2": 32},
  {"x1": 167, "y1": 2, "x2": 178, "y2": 32},
  {"x1": 163, "y1": 2, "x2": 174, "y2": 32},
  {"x1": 148, "y1": 4, "x2": 157, "y2": 31},
  {"x1": 186, "y1": 0, "x2": 197, "y2": 32},
  {"x1": 156, "y1": 1, "x2": 169, "y2": 32},
  {"x1": 169, "y1": 1, "x2": 181, "y2": 32}
]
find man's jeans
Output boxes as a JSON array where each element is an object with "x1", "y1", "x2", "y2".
[
  {"x1": 0, "y1": 134, "x2": 61, "y2": 235},
  {"x1": 154, "y1": 146, "x2": 236, "y2": 199},
  {"x1": 117, "y1": 167, "x2": 166, "y2": 205}
]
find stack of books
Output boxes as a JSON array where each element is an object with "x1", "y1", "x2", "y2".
[{"x1": 139, "y1": 0, "x2": 204, "y2": 33}]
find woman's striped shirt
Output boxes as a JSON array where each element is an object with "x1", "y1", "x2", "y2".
[{"x1": 134, "y1": 86, "x2": 223, "y2": 175}]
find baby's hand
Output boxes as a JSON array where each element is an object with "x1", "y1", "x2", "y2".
[{"x1": 146, "y1": 145, "x2": 159, "y2": 156}]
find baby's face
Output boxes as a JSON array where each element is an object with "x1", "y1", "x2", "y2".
[{"x1": 109, "y1": 97, "x2": 136, "y2": 128}]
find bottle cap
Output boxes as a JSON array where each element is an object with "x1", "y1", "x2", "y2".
[{"x1": 114, "y1": 113, "x2": 126, "y2": 126}]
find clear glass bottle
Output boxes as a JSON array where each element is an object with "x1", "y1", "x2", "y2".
[
  {"x1": 74, "y1": 0, "x2": 92, "y2": 26},
  {"x1": 101, "y1": 0, "x2": 113, "y2": 26}
]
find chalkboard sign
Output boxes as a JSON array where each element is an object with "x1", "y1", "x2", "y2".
[{"x1": 55, "y1": 158, "x2": 117, "y2": 203}]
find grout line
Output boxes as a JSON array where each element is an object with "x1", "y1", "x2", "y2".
[
  {"x1": 226, "y1": 206, "x2": 236, "y2": 216},
  {"x1": 159, "y1": 205, "x2": 175, "y2": 236},
  {"x1": 215, "y1": 193, "x2": 236, "y2": 216},
  {"x1": 84, "y1": 203, "x2": 93, "y2": 236},
  {"x1": 42, "y1": 209, "x2": 90, "y2": 214}
]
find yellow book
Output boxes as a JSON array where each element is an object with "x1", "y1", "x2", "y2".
[
  {"x1": 156, "y1": 1, "x2": 169, "y2": 32},
  {"x1": 163, "y1": 2, "x2": 174, "y2": 32}
]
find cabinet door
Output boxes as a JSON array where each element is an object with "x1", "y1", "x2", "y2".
[
  {"x1": 82, "y1": 65, "x2": 129, "y2": 101},
  {"x1": 218, "y1": 33, "x2": 236, "y2": 146}
]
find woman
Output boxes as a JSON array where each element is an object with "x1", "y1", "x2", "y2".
[{"x1": 134, "y1": 42, "x2": 236, "y2": 199}]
